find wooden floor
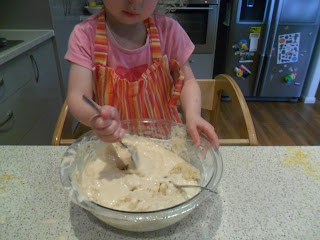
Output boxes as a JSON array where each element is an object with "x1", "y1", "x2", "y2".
[{"x1": 215, "y1": 98, "x2": 320, "y2": 146}]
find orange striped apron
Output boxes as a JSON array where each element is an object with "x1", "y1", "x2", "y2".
[{"x1": 93, "y1": 9, "x2": 184, "y2": 123}]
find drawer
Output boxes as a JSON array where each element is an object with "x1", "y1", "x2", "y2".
[
  {"x1": 0, "y1": 81, "x2": 40, "y2": 144},
  {"x1": 0, "y1": 54, "x2": 33, "y2": 104},
  {"x1": 188, "y1": 54, "x2": 214, "y2": 79}
]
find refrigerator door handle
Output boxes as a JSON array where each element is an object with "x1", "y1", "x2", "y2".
[
  {"x1": 265, "y1": 0, "x2": 284, "y2": 57},
  {"x1": 252, "y1": 0, "x2": 276, "y2": 95},
  {"x1": 258, "y1": 0, "x2": 284, "y2": 96},
  {"x1": 260, "y1": 0, "x2": 276, "y2": 57}
]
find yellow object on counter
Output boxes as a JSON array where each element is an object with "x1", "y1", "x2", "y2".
[{"x1": 282, "y1": 147, "x2": 320, "y2": 179}]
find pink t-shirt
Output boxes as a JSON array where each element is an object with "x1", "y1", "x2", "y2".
[{"x1": 65, "y1": 13, "x2": 194, "y2": 82}]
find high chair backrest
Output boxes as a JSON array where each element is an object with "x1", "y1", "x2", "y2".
[
  {"x1": 197, "y1": 74, "x2": 258, "y2": 146},
  {"x1": 52, "y1": 74, "x2": 258, "y2": 146}
]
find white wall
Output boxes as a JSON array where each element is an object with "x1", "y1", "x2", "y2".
[{"x1": 301, "y1": 32, "x2": 320, "y2": 103}]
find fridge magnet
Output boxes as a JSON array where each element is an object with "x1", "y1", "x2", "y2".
[
  {"x1": 232, "y1": 39, "x2": 248, "y2": 55},
  {"x1": 234, "y1": 67, "x2": 243, "y2": 77},
  {"x1": 284, "y1": 73, "x2": 296, "y2": 83},
  {"x1": 300, "y1": 50, "x2": 307, "y2": 57},
  {"x1": 234, "y1": 65, "x2": 251, "y2": 79},
  {"x1": 250, "y1": 26, "x2": 261, "y2": 34},
  {"x1": 239, "y1": 52, "x2": 254, "y2": 63},
  {"x1": 277, "y1": 32, "x2": 300, "y2": 64},
  {"x1": 270, "y1": 74, "x2": 274, "y2": 81},
  {"x1": 249, "y1": 33, "x2": 260, "y2": 52}
]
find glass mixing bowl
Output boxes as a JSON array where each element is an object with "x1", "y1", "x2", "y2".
[{"x1": 60, "y1": 119, "x2": 223, "y2": 232}]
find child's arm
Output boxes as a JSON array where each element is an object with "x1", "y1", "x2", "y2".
[
  {"x1": 67, "y1": 63, "x2": 125, "y2": 142},
  {"x1": 180, "y1": 61, "x2": 220, "y2": 148}
]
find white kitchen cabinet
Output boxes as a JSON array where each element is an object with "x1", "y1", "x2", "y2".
[{"x1": 0, "y1": 38, "x2": 63, "y2": 145}]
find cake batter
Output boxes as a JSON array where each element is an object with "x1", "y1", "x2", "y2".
[{"x1": 79, "y1": 135, "x2": 200, "y2": 212}]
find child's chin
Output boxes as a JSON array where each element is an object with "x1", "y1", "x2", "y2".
[{"x1": 118, "y1": 18, "x2": 143, "y2": 25}]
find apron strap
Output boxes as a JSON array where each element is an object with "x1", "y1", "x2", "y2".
[
  {"x1": 94, "y1": 8, "x2": 108, "y2": 66},
  {"x1": 94, "y1": 9, "x2": 162, "y2": 66},
  {"x1": 144, "y1": 16, "x2": 162, "y2": 61}
]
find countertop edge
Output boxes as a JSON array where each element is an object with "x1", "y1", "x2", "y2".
[{"x1": 0, "y1": 30, "x2": 55, "y2": 66}]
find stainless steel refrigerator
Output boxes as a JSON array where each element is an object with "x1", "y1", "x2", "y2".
[{"x1": 214, "y1": 0, "x2": 320, "y2": 101}]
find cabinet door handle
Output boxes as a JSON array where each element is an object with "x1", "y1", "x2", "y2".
[
  {"x1": 30, "y1": 55, "x2": 39, "y2": 83},
  {"x1": 0, "y1": 110, "x2": 13, "y2": 128},
  {"x1": 0, "y1": 77, "x2": 4, "y2": 100}
]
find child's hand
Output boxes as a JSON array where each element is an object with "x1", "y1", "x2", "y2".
[
  {"x1": 186, "y1": 115, "x2": 219, "y2": 148},
  {"x1": 89, "y1": 105, "x2": 125, "y2": 142}
]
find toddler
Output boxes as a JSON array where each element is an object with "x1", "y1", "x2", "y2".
[{"x1": 65, "y1": 0, "x2": 219, "y2": 148}]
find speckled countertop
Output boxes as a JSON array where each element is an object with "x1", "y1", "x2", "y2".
[
  {"x1": 0, "y1": 146, "x2": 320, "y2": 240},
  {"x1": 0, "y1": 30, "x2": 54, "y2": 66}
]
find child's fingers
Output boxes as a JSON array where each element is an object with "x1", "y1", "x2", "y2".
[
  {"x1": 94, "y1": 120, "x2": 120, "y2": 136},
  {"x1": 90, "y1": 105, "x2": 125, "y2": 143},
  {"x1": 90, "y1": 106, "x2": 120, "y2": 130},
  {"x1": 187, "y1": 124, "x2": 201, "y2": 147},
  {"x1": 98, "y1": 135, "x2": 119, "y2": 143},
  {"x1": 103, "y1": 128, "x2": 125, "y2": 143},
  {"x1": 98, "y1": 129, "x2": 121, "y2": 142},
  {"x1": 94, "y1": 125, "x2": 123, "y2": 143},
  {"x1": 100, "y1": 106, "x2": 120, "y2": 121},
  {"x1": 198, "y1": 123, "x2": 220, "y2": 149},
  {"x1": 93, "y1": 117, "x2": 112, "y2": 130},
  {"x1": 119, "y1": 128, "x2": 125, "y2": 139}
]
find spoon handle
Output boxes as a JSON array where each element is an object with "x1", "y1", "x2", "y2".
[
  {"x1": 82, "y1": 95, "x2": 101, "y2": 114},
  {"x1": 170, "y1": 182, "x2": 217, "y2": 194},
  {"x1": 119, "y1": 141, "x2": 128, "y2": 148}
]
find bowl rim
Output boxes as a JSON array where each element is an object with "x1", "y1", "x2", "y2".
[{"x1": 61, "y1": 119, "x2": 223, "y2": 216}]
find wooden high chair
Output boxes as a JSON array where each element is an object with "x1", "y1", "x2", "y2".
[
  {"x1": 196, "y1": 74, "x2": 258, "y2": 146},
  {"x1": 52, "y1": 74, "x2": 258, "y2": 146}
]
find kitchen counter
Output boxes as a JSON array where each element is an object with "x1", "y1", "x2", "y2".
[
  {"x1": 0, "y1": 146, "x2": 319, "y2": 239},
  {"x1": 0, "y1": 29, "x2": 54, "y2": 66}
]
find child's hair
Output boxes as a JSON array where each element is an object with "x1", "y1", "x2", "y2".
[{"x1": 156, "y1": 0, "x2": 186, "y2": 13}]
